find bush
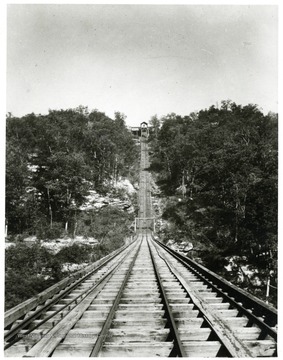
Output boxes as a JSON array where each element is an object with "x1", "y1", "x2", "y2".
[
  {"x1": 5, "y1": 243, "x2": 63, "y2": 310},
  {"x1": 5, "y1": 271, "x2": 58, "y2": 310},
  {"x1": 76, "y1": 207, "x2": 134, "y2": 244},
  {"x1": 56, "y1": 243, "x2": 93, "y2": 264},
  {"x1": 200, "y1": 250, "x2": 229, "y2": 272}
]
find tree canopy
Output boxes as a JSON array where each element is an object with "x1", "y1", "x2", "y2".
[
  {"x1": 149, "y1": 101, "x2": 277, "y2": 278},
  {"x1": 6, "y1": 107, "x2": 138, "y2": 237}
]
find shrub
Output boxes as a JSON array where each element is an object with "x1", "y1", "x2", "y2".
[
  {"x1": 5, "y1": 243, "x2": 63, "y2": 310},
  {"x1": 56, "y1": 243, "x2": 93, "y2": 264}
]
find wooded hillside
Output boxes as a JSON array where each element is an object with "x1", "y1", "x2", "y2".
[
  {"x1": 149, "y1": 101, "x2": 277, "y2": 303},
  {"x1": 6, "y1": 107, "x2": 138, "y2": 238}
]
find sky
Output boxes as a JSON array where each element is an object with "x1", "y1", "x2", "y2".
[{"x1": 6, "y1": 4, "x2": 278, "y2": 126}]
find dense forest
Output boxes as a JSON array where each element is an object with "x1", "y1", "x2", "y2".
[
  {"x1": 5, "y1": 106, "x2": 138, "y2": 309},
  {"x1": 148, "y1": 100, "x2": 277, "y2": 304},
  {"x1": 6, "y1": 106, "x2": 138, "y2": 238}
]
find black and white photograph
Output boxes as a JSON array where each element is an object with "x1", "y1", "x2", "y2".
[{"x1": 3, "y1": 2, "x2": 279, "y2": 357}]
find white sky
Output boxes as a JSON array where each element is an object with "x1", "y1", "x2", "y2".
[{"x1": 6, "y1": 4, "x2": 278, "y2": 126}]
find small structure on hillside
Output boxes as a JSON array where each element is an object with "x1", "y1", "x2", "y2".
[
  {"x1": 140, "y1": 122, "x2": 149, "y2": 137},
  {"x1": 130, "y1": 122, "x2": 152, "y2": 138}
]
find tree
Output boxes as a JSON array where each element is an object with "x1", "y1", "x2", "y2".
[
  {"x1": 149, "y1": 101, "x2": 277, "y2": 280},
  {"x1": 6, "y1": 106, "x2": 138, "y2": 238},
  {"x1": 149, "y1": 115, "x2": 161, "y2": 142}
]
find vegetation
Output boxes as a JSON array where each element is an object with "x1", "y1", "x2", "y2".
[
  {"x1": 149, "y1": 101, "x2": 277, "y2": 305},
  {"x1": 5, "y1": 106, "x2": 138, "y2": 310},
  {"x1": 76, "y1": 207, "x2": 134, "y2": 247},
  {"x1": 5, "y1": 101, "x2": 277, "y2": 308},
  {"x1": 5, "y1": 206, "x2": 134, "y2": 310},
  {"x1": 6, "y1": 107, "x2": 138, "y2": 237},
  {"x1": 5, "y1": 243, "x2": 62, "y2": 309}
]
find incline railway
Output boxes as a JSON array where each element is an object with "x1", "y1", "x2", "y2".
[{"x1": 4, "y1": 136, "x2": 277, "y2": 357}]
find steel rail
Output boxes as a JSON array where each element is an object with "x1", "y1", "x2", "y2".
[
  {"x1": 5, "y1": 238, "x2": 137, "y2": 348},
  {"x1": 90, "y1": 239, "x2": 142, "y2": 356},
  {"x1": 21, "y1": 240, "x2": 141, "y2": 358},
  {"x1": 147, "y1": 237, "x2": 186, "y2": 357},
  {"x1": 5, "y1": 245, "x2": 135, "y2": 350},
  {"x1": 151, "y1": 240, "x2": 254, "y2": 357},
  {"x1": 155, "y1": 238, "x2": 277, "y2": 321},
  {"x1": 154, "y1": 238, "x2": 277, "y2": 341},
  {"x1": 5, "y1": 238, "x2": 137, "y2": 329}
]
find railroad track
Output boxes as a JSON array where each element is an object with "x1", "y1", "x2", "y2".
[
  {"x1": 4, "y1": 138, "x2": 277, "y2": 357},
  {"x1": 150, "y1": 238, "x2": 277, "y2": 357}
]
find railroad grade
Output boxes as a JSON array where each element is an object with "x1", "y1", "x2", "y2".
[{"x1": 4, "y1": 136, "x2": 277, "y2": 357}]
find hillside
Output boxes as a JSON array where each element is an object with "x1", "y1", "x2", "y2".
[{"x1": 148, "y1": 101, "x2": 278, "y2": 306}]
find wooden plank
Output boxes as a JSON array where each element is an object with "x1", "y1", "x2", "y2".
[
  {"x1": 216, "y1": 309, "x2": 239, "y2": 317},
  {"x1": 118, "y1": 304, "x2": 163, "y2": 310},
  {"x1": 158, "y1": 251, "x2": 255, "y2": 357},
  {"x1": 201, "y1": 296, "x2": 225, "y2": 303},
  {"x1": 165, "y1": 290, "x2": 186, "y2": 295},
  {"x1": 233, "y1": 327, "x2": 261, "y2": 340},
  {"x1": 95, "y1": 286, "x2": 120, "y2": 291},
  {"x1": 48, "y1": 304, "x2": 65, "y2": 311},
  {"x1": 224, "y1": 317, "x2": 249, "y2": 327},
  {"x1": 95, "y1": 291, "x2": 119, "y2": 297},
  {"x1": 191, "y1": 282, "x2": 212, "y2": 289},
  {"x1": 114, "y1": 314, "x2": 164, "y2": 321},
  {"x1": 175, "y1": 318, "x2": 204, "y2": 328},
  {"x1": 23, "y1": 277, "x2": 109, "y2": 357},
  {"x1": 111, "y1": 319, "x2": 167, "y2": 328},
  {"x1": 116, "y1": 298, "x2": 161, "y2": 304},
  {"x1": 52, "y1": 343, "x2": 93, "y2": 357},
  {"x1": 179, "y1": 328, "x2": 212, "y2": 341},
  {"x1": 106, "y1": 328, "x2": 170, "y2": 342},
  {"x1": 165, "y1": 298, "x2": 190, "y2": 303},
  {"x1": 207, "y1": 303, "x2": 230, "y2": 309},
  {"x1": 172, "y1": 309, "x2": 199, "y2": 317},
  {"x1": 63, "y1": 329, "x2": 101, "y2": 343},
  {"x1": 5, "y1": 344, "x2": 30, "y2": 357},
  {"x1": 164, "y1": 293, "x2": 187, "y2": 299},
  {"x1": 77, "y1": 310, "x2": 110, "y2": 317},
  {"x1": 91, "y1": 299, "x2": 114, "y2": 304},
  {"x1": 122, "y1": 293, "x2": 162, "y2": 299},
  {"x1": 124, "y1": 284, "x2": 158, "y2": 288},
  {"x1": 169, "y1": 303, "x2": 194, "y2": 310},
  {"x1": 183, "y1": 341, "x2": 222, "y2": 357},
  {"x1": 122, "y1": 290, "x2": 161, "y2": 296},
  {"x1": 87, "y1": 304, "x2": 112, "y2": 310},
  {"x1": 73, "y1": 319, "x2": 107, "y2": 328},
  {"x1": 114, "y1": 310, "x2": 164, "y2": 319},
  {"x1": 98, "y1": 342, "x2": 174, "y2": 357},
  {"x1": 28, "y1": 320, "x2": 54, "y2": 329}
]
